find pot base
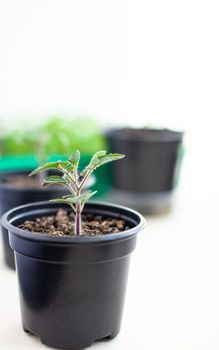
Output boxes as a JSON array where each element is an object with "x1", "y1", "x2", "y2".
[
  {"x1": 23, "y1": 325, "x2": 119, "y2": 349},
  {"x1": 15, "y1": 247, "x2": 130, "y2": 350}
]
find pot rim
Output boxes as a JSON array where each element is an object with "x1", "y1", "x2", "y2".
[
  {"x1": 105, "y1": 127, "x2": 184, "y2": 143},
  {"x1": 0, "y1": 170, "x2": 58, "y2": 192},
  {"x1": 0, "y1": 171, "x2": 95, "y2": 192},
  {"x1": 1, "y1": 201, "x2": 146, "y2": 244}
]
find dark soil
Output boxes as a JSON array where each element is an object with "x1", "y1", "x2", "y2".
[{"x1": 18, "y1": 209, "x2": 131, "y2": 237}]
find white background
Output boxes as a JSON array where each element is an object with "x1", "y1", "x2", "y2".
[
  {"x1": 0, "y1": 1, "x2": 219, "y2": 349},
  {"x1": 0, "y1": 0, "x2": 218, "y2": 132}
]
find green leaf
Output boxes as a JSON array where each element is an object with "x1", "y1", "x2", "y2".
[
  {"x1": 49, "y1": 198, "x2": 75, "y2": 205},
  {"x1": 64, "y1": 163, "x2": 75, "y2": 172},
  {"x1": 80, "y1": 190, "x2": 97, "y2": 204},
  {"x1": 96, "y1": 153, "x2": 125, "y2": 167},
  {"x1": 80, "y1": 151, "x2": 125, "y2": 176},
  {"x1": 80, "y1": 150, "x2": 107, "y2": 176},
  {"x1": 69, "y1": 150, "x2": 80, "y2": 167},
  {"x1": 29, "y1": 161, "x2": 69, "y2": 176},
  {"x1": 62, "y1": 190, "x2": 97, "y2": 204},
  {"x1": 49, "y1": 191, "x2": 97, "y2": 210},
  {"x1": 42, "y1": 176, "x2": 68, "y2": 186}
]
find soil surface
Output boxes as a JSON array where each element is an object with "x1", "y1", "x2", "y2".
[{"x1": 18, "y1": 209, "x2": 131, "y2": 237}]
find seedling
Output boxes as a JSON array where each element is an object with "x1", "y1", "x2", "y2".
[{"x1": 30, "y1": 150, "x2": 125, "y2": 236}]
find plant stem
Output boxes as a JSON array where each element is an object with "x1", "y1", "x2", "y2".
[
  {"x1": 78, "y1": 166, "x2": 95, "y2": 191},
  {"x1": 74, "y1": 171, "x2": 81, "y2": 236},
  {"x1": 60, "y1": 166, "x2": 76, "y2": 188},
  {"x1": 38, "y1": 170, "x2": 46, "y2": 186},
  {"x1": 75, "y1": 201, "x2": 81, "y2": 236}
]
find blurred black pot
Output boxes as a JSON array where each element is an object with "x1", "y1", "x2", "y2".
[
  {"x1": 1, "y1": 201, "x2": 145, "y2": 349},
  {"x1": 0, "y1": 170, "x2": 68, "y2": 269},
  {"x1": 106, "y1": 128, "x2": 184, "y2": 214}
]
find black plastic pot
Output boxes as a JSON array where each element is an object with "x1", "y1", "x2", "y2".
[
  {"x1": 106, "y1": 128, "x2": 184, "y2": 213},
  {"x1": 0, "y1": 171, "x2": 68, "y2": 269},
  {"x1": 1, "y1": 201, "x2": 145, "y2": 350}
]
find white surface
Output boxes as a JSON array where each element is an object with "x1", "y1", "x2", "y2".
[
  {"x1": 0, "y1": 141, "x2": 219, "y2": 350},
  {"x1": 0, "y1": 0, "x2": 218, "y2": 132}
]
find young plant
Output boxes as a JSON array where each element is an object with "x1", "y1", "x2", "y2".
[{"x1": 29, "y1": 150, "x2": 125, "y2": 236}]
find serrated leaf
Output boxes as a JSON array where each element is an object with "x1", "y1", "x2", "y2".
[
  {"x1": 42, "y1": 175, "x2": 68, "y2": 186},
  {"x1": 80, "y1": 190, "x2": 97, "y2": 203},
  {"x1": 80, "y1": 150, "x2": 107, "y2": 176},
  {"x1": 62, "y1": 191, "x2": 97, "y2": 204},
  {"x1": 69, "y1": 150, "x2": 80, "y2": 166},
  {"x1": 50, "y1": 191, "x2": 97, "y2": 209},
  {"x1": 96, "y1": 153, "x2": 125, "y2": 167},
  {"x1": 29, "y1": 161, "x2": 69, "y2": 176},
  {"x1": 49, "y1": 198, "x2": 74, "y2": 205},
  {"x1": 80, "y1": 151, "x2": 125, "y2": 176},
  {"x1": 64, "y1": 163, "x2": 75, "y2": 172}
]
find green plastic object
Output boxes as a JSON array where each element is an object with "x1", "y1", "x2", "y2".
[
  {"x1": 0, "y1": 154, "x2": 109, "y2": 197},
  {"x1": 0, "y1": 155, "x2": 37, "y2": 172}
]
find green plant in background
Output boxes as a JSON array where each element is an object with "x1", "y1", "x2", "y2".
[
  {"x1": 0, "y1": 116, "x2": 110, "y2": 197},
  {"x1": 0, "y1": 116, "x2": 106, "y2": 158},
  {"x1": 18, "y1": 128, "x2": 52, "y2": 183},
  {"x1": 0, "y1": 131, "x2": 3, "y2": 157},
  {"x1": 43, "y1": 116, "x2": 106, "y2": 155},
  {"x1": 30, "y1": 150, "x2": 124, "y2": 236}
]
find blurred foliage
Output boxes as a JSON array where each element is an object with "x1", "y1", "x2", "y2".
[
  {"x1": 0, "y1": 116, "x2": 106, "y2": 161},
  {"x1": 0, "y1": 116, "x2": 110, "y2": 196}
]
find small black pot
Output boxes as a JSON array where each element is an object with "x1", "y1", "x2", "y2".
[
  {"x1": 106, "y1": 128, "x2": 184, "y2": 213},
  {"x1": 0, "y1": 171, "x2": 67, "y2": 269},
  {"x1": 1, "y1": 201, "x2": 145, "y2": 350}
]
